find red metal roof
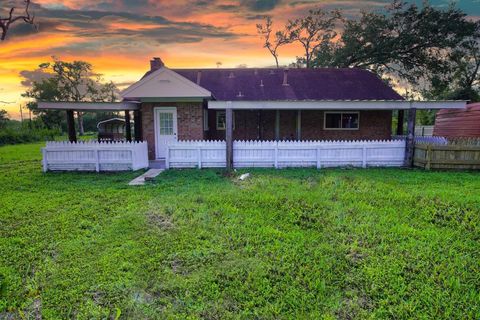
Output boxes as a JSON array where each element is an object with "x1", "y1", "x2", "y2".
[{"x1": 434, "y1": 103, "x2": 480, "y2": 137}]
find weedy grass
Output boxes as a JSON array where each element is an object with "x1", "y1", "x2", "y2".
[{"x1": 0, "y1": 142, "x2": 479, "y2": 319}]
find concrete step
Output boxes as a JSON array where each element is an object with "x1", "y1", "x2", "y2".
[{"x1": 129, "y1": 168, "x2": 164, "y2": 185}]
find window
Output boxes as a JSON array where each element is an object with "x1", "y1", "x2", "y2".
[
  {"x1": 159, "y1": 112, "x2": 174, "y2": 135},
  {"x1": 324, "y1": 112, "x2": 359, "y2": 130},
  {"x1": 216, "y1": 111, "x2": 235, "y2": 130},
  {"x1": 203, "y1": 109, "x2": 209, "y2": 131}
]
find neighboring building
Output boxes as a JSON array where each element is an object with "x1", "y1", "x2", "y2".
[
  {"x1": 434, "y1": 103, "x2": 480, "y2": 138},
  {"x1": 97, "y1": 118, "x2": 133, "y2": 141},
  {"x1": 415, "y1": 126, "x2": 434, "y2": 137}
]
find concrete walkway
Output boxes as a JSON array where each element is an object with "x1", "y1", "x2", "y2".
[{"x1": 128, "y1": 168, "x2": 164, "y2": 185}]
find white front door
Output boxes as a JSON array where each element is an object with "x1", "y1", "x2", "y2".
[{"x1": 154, "y1": 107, "x2": 178, "y2": 159}]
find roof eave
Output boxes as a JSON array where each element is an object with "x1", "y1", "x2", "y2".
[{"x1": 208, "y1": 100, "x2": 468, "y2": 110}]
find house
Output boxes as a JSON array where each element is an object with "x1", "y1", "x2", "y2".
[
  {"x1": 122, "y1": 58, "x2": 404, "y2": 160},
  {"x1": 38, "y1": 57, "x2": 466, "y2": 169},
  {"x1": 97, "y1": 118, "x2": 133, "y2": 141},
  {"x1": 433, "y1": 103, "x2": 480, "y2": 138}
]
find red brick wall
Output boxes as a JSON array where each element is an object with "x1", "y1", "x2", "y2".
[
  {"x1": 207, "y1": 109, "x2": 392, "y2": 141},
  {"x1": 142, "y1": 105, "x2": 392, "y2": 159},
  {"x1": 141, "y1": 102, "x2": 205, "y2": 159}
]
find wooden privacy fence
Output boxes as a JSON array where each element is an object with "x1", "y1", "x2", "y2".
[
  {"x1": 167, "y1": 140, "x2": 406, "y2": 169},
  {"x1": 414, "y1": 138, "x2": 480, "y2": 170},
  {"x1": 42, "y1": 141, "x2": 149, "y2": 172}
]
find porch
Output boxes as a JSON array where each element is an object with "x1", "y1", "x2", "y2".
[
  {"x1": 37, "y1": 99, "x2": 467, "y2": 171},
  {"x1": 206, "y1": 100, "x2": 466, "y2": 169}
]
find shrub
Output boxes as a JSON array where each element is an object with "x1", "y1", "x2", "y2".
[{"x1": 0, "y1": 128, "x2": 60, "y2": 146}]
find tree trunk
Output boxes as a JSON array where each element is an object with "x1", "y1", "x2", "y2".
[
  {"x1": 274, "y1": 55, "x2": 279, "y2": 68},
  {"x1": 305, "y1": 51, "x2": 311, "y2": 68},
  {"x1": 66, "y1": 110, "x2": 77, "y2": 142},
  {"x1": 77, "y1": 111, "x2": 84, "y2": 136}
]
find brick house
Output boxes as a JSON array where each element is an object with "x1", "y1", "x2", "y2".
[
  {"x1": 122, "y1": 58, "x2": 403, "y2": 160},
  {"x1": 38, "y1": 58, "x2": 466, "y2": 164}
]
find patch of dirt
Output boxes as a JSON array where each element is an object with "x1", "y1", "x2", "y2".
[
  {"x1": 32, "y1": 298, "x2": 42, "y2": 320},
  {"x1": 147, "y1": 213, "x2": 174, "y2": 230},
  {"x1": 0, "y1": 312, "x2": 16, "y2": 320},
  {"x1": 170, "y1": 257, "x2": 190, "y2": 276},
  {"x1": 171, "y1": 257, "x2": 182, "y2": 274},
  {"x1": 336, "y1": 291, "x2": 373, "y2": 320},
  {"x1": 346, "y1": 248, "x2": 366, "y2": 265},
  {"x1": 91, "y1": 290, "x2": 105, "y2": 305}
]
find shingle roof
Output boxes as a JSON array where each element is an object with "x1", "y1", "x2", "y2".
[{"x1": 162, "y1": 68, "x2": 403, "y2": 101}]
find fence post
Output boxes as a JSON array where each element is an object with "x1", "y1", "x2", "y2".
[
  {"x1": 165, "y1": 146, "x2": 170, "y2": 169},
  {"x1": 362, "y1": 146, "x2": 367, "y2": 168},
  {"x1": 425, "y1": 145, "x2": 432, "y2": 170},
  {"x1": 274, "y1": 143, "x2": 279, "y2": 169},
  {"x1": 95, "y1": 148, "x2": 100, "y2": 172},
  {"x1": 42, "y1": 148, "x2": 48, "y2": 173},
  {"x1": 316, "y1": 147, "x2": 321, "y2": 169},
  {"x1": 197, "y1": 147, "x2": 202, "y2": 169},
  {"x1": 225, "y1": 105, "x2": 234, "y2": 171},
  {"x1": 404, "y1": 107, "x2": 417, "y2": 167}
]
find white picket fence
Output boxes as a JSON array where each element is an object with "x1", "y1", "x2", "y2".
[
  {"x1": 42, "y1": 141, "x2": 149, "y2": 172},
  {"x1": 167, "y1": 140, "x2": 406, "y2": 169}
]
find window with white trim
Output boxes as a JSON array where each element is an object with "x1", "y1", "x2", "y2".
[
  {"x1": 216, "y1": 111, "x2": 235, "y2": 130},
  {"x1": 324, "y1": 112, "x2": 359, "y2": 130}
]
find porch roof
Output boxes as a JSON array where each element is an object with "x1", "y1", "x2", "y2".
[
  {"x1": 38, "y1": 101, "x2": 140, "y2": 111},
  {"x1": 208, "y1": 100, "x2": 467, "y2": 110}
]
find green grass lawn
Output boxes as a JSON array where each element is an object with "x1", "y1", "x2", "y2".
[{"x1": 1, "y1": 143, "x2": 479, "y2": 319}]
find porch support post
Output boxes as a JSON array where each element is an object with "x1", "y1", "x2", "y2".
[
  {"x1": 133, "y1": 110, "x2": 142, "y2": 142},
  {"x1": 66, "y1": 110, "x2": 76, "y2": 142},
  {"x1": 226, "y1": 103, "x2": 233, "y2": 171},
  {"x1": 275, "y1": 110, "x2": 280, "y2": 141},
  {"x1": 296, "y1": 110, "x2": 301, "y2": 141},
  {"x1": 125, "y1": 110, "x2": 132, "y2": 142},
  {"x1": 396, "y1": 110, "x2": 404, "y2": 135},
  {"x1": 257, "y1": 110, "x2": 262, "y2": 140},
  {"x1": 404, "y1": 106, "x2": 416, "y2": 167}
]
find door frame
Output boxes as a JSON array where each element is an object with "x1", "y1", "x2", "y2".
[{"x1": 153, "y1": 107, "x2": 178, "y2": 159}]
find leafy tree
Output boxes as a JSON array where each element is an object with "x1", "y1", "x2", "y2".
[
  {"x1": 0, "y1": 0, "x2": 35, "y2": 41},
  {"x1": 313, "y1": 1, "x2": 476, "y2": 88},
  {"x1": 424, "y1": 21, "x2": 480, "y2": 102},
  {"x1": 286, "y1": 8, "x2": 342, "y2": 68},
  {"x1": 23, "y1": 58, "x2": 118, "y2": 134},
  {"x1": 0, "y1": 109, "x2": 9, "y2": 128},
  {"x1": 256, "y1": 17, "x2": 290, "y2": 68}
]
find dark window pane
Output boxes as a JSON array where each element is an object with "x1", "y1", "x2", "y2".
[
  {"x1": 217, "y1": 111, "x2": 226, "y2": 130},
  {"x1": 325, "y1": 113, "x2": 341, "y2": 128},
  {"x1": 342, "y1": 113, "x2": 359, "y2": 129}
]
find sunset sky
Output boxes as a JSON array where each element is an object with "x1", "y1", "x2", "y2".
[{"x1": 1, "y1": 0, "x2": 479, "y2": 119}]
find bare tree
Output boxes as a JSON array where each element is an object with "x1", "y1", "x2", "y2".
[
  {"x1": 286, "y1": 9, "x2": 342, "y2": 68},
  {"x1": 1, "y1": 0, "x2": 35, "y2": 41},
  {"x1": 257, "y1": 17, "x2": 290, "y2": 68}
]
